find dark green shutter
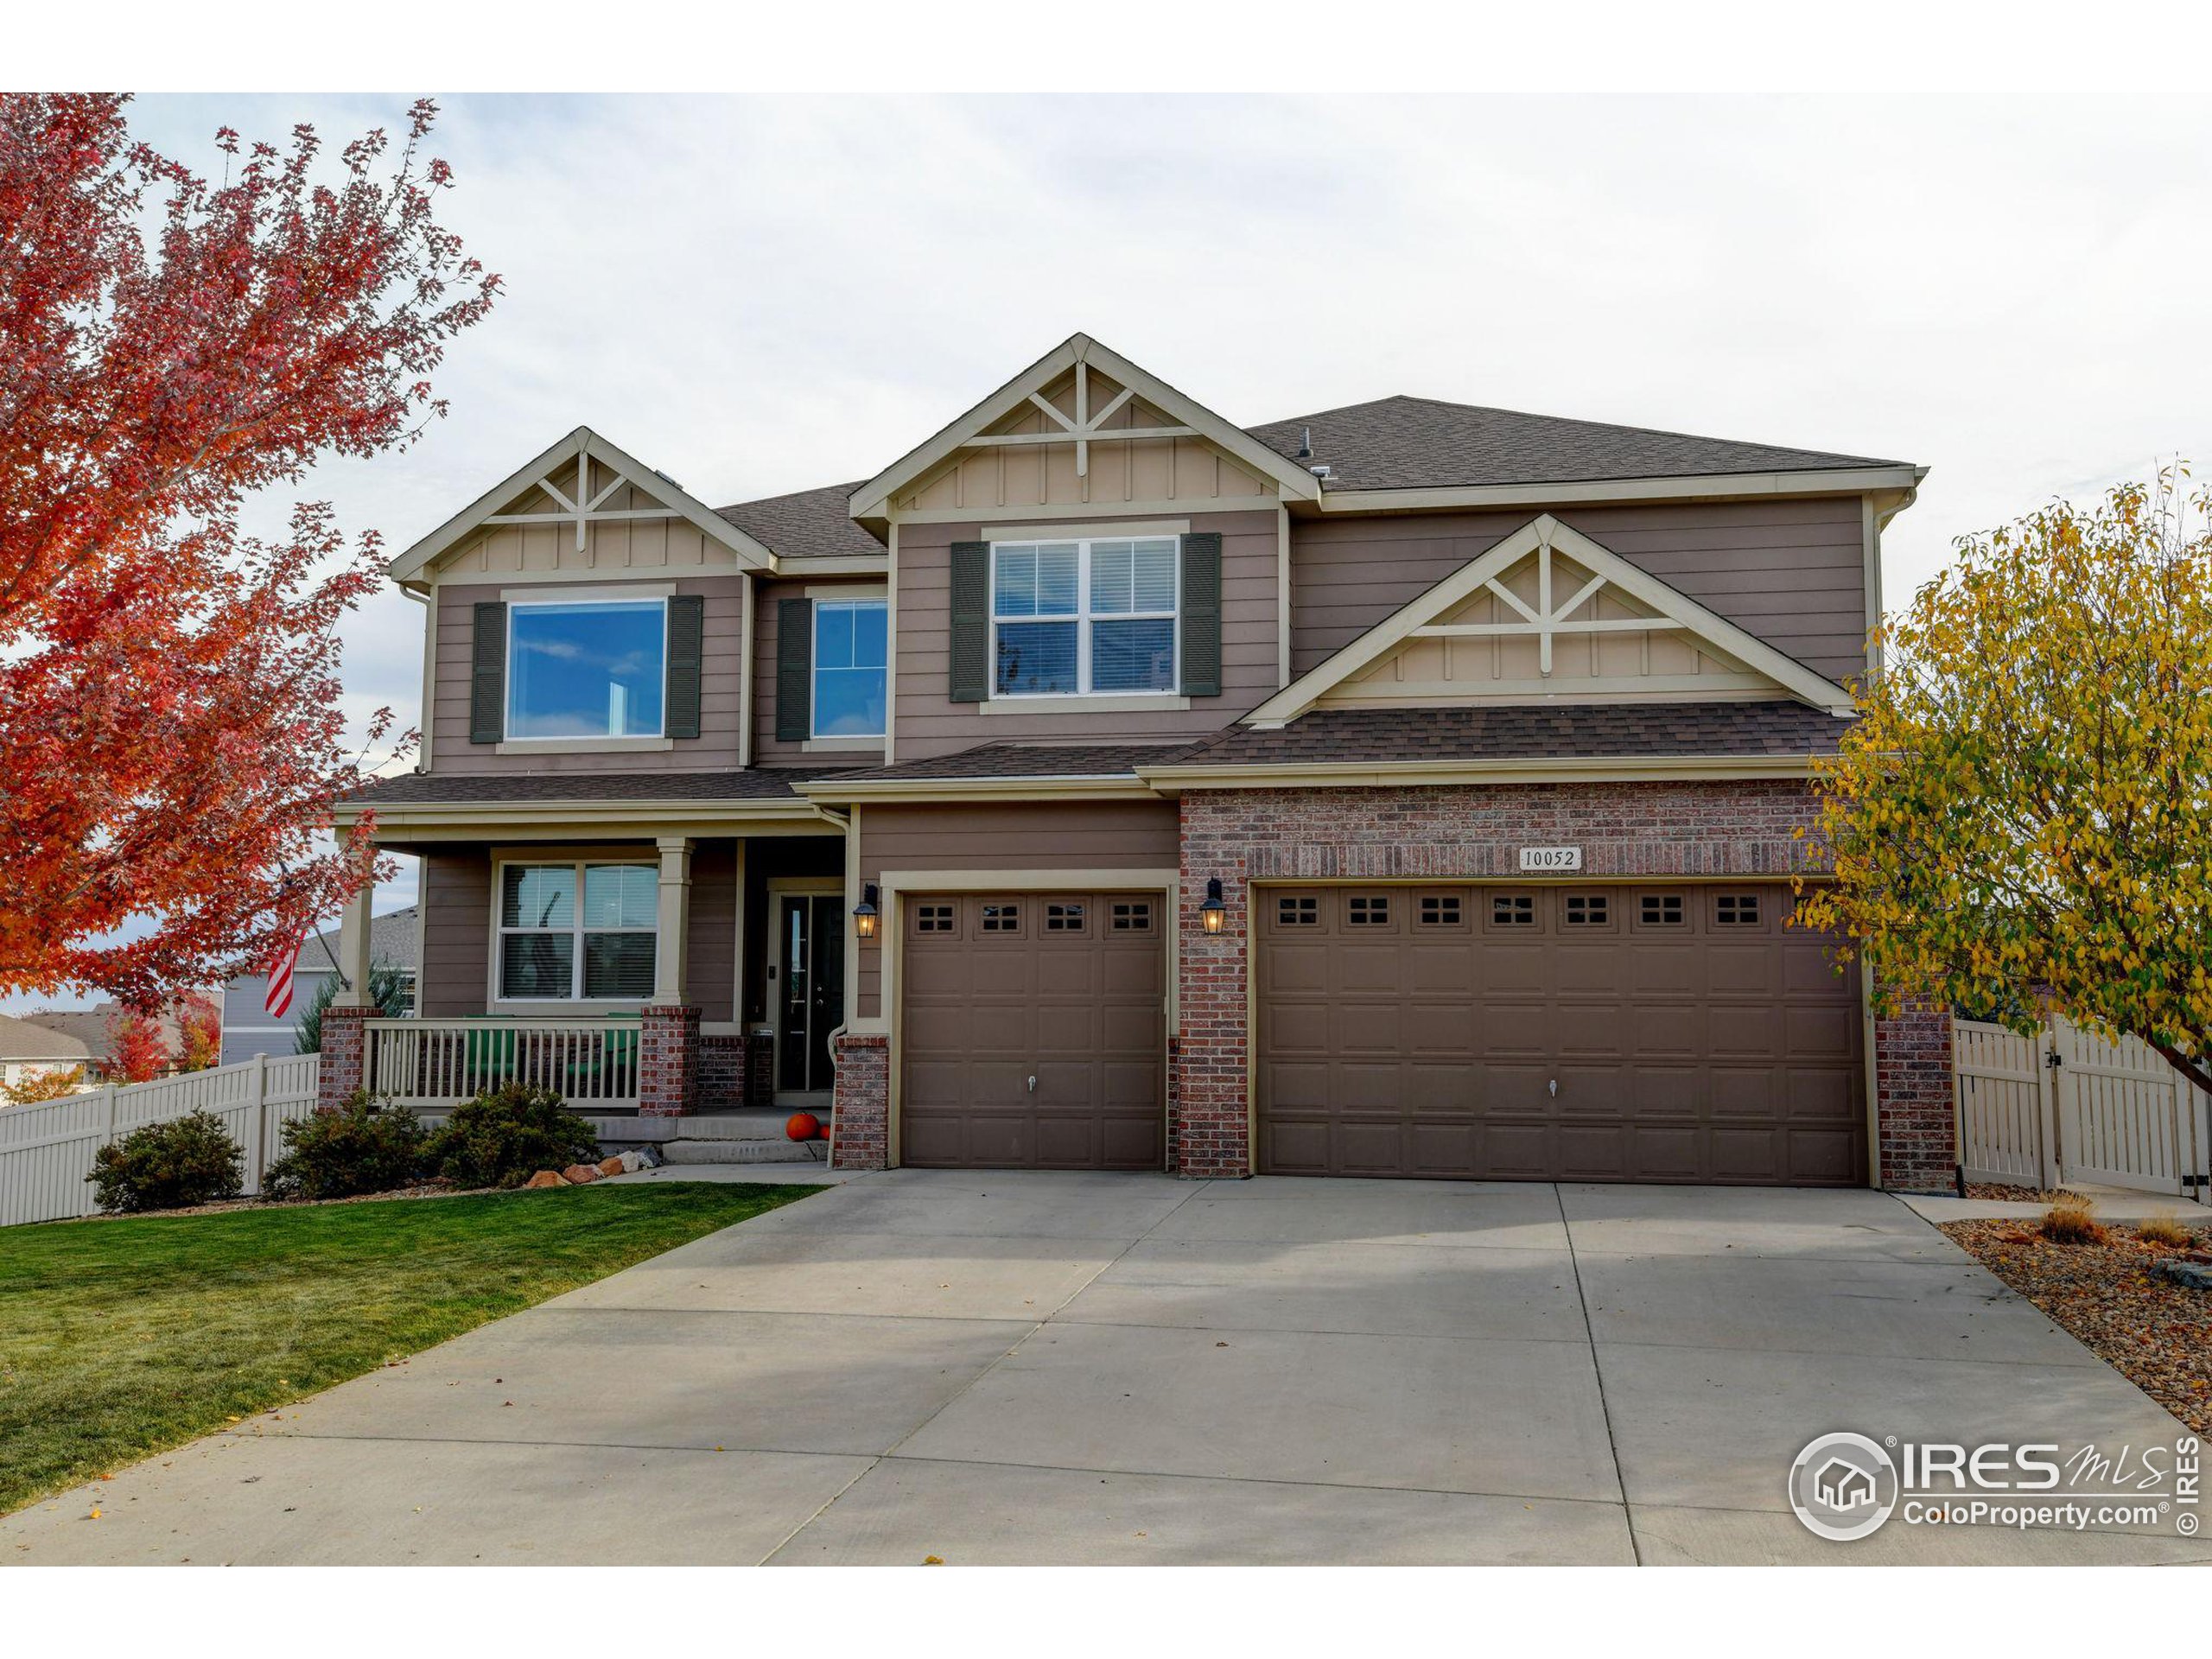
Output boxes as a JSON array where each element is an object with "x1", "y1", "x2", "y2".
[
  {"x1": 469, "y1": 601, "x2": 506, "y2": 743},
  {"x1": 776, "y1": 597, "x2": 812, "y2": 742},
  {"x1": 1179, "y1": 532, "x2": 1223, "y2": 697},
  {"x1": 950, "y1": 541, "x2": 990, "y2": 703},
  {"x1": 664, "y1": 594, "x2": 704, "y2": 740}
]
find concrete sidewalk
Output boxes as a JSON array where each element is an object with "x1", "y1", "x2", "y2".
[{"x1": 6, "y1": 1173, "x2": 2208, "y2": 1566}]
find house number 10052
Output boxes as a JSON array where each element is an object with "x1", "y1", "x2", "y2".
[{"x1": 1518, "y1": 846, "x2": 1584, "y2": 872}]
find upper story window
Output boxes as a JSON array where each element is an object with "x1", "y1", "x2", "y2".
[
  {"x1": 507, "y1": 598, "x2": 667, "y2": 741},
  {"x1": 992, "y1": 537, "x2": 1178, "y2": 698},
  {"x1": 813, "y1": 600, "x2": 887, "y2": 738}
]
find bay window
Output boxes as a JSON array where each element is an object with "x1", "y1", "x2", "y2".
[
  {"x1": 992, "y1": 537, "x2": 1179, "y2": 698},
  {"x1": 498, "y1": 862, "x2": 657, "y2": 1001}
]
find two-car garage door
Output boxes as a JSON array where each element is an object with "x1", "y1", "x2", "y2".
[
  {"x1": 1255, "y1": 883, "x2": 1866, "y2": 1186},
  {"x1": 893, "y1": 880, "x2": 1865, "y2": 1185}
]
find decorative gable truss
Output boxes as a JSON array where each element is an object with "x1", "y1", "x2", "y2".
[
  {"x1": 1247, "y1": 515, "x2": 1856, "y2": 727},
  {"x1": 849, "y1": 333, "x2": 1325, "y2": 524},
  {"x1": 386, "y1": 427, "x2": 777, "y2": 588}
]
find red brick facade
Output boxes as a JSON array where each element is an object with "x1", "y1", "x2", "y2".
[
  {"x1": 315, "y1": 1004, "x2": 375, "y2": 1110},
  {"x1": 1173, "y1": 780, "x2": 1955, "y2": 1189},
  {"x1": 830, "y1": 1030, "x2": 889, "y2": 1170},
  {"x1": 639, "y1": 1004, "x2": 701, "y2": 1117},
  {"x1": 697, "y1": 1030, "x2": 770, "y2": 1111}
]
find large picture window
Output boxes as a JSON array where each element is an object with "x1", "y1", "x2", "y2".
[
  {"x1": 498, "y1": 862, "x2": 657, "y2": 1001},
  {"x1": 507, "y1": 599, "x2": 666, "y2": 740},
  {"x1": 992, "y1": 537, "x2": 1178, "y2": 698},
  {"x1": 813, "y1": 599, "x2": 888, "y2": 737}
]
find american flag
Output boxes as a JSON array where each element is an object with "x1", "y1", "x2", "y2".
[{"x1": 264, "y1": 931, "x2": 305, "y2": 1019}]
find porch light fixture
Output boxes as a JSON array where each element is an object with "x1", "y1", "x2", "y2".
[
  {"x1": 1200, "y1": 877, "x2": 1227, "y2": 935},
  {"x1": 853, "y1": 884, "x2": 880, "y2": 940}
]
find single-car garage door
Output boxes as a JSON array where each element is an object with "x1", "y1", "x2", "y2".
[
  {"x1": 1256, "y1": 883, "x2": 1865, "y2": 1186},
  {"x1": 900, "y1": 891, "x2": 1166, "y2": 1170}
]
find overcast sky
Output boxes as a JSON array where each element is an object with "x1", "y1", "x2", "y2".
[{"x1": 16, "y1": 90, "x2": 2209, "y2": 1012}]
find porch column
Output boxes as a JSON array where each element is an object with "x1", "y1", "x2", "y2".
[
  {"x1": 654, "y1": 836, "x2": 691, "y2": 1004},
  {"x1": 332, "y1": 830, "x2": 378, "y2": 1007},
  {"x1": 640, "y1": 836, "x2": 699, "y2": 1116}
]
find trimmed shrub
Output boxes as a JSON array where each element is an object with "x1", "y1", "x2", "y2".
[
  {"x1": 423, "y1": 1084, "x2": 600, "y2": 1190},
  {"x1": 264, "y1": 1090, "x2": 429, "y2": 1201},
  {"x1": 87, "y1": 1109, "x2": 244, "y2": 1213}
]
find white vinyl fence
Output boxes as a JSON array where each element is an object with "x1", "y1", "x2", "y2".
[
  {"x1": 1955, "y1": 1016, "x2": 2211, "y2": 1198},
  {"x1": 0, "y1": 1053, "x2": 321, "y2": 1228}
]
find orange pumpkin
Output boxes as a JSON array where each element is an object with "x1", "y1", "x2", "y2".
[{"x1": 785, "y1": 1111, "x2": 821, "y2": 1141}]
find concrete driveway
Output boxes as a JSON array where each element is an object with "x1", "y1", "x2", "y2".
[{"x1": 6, "y1": 1173, "x2": 2208, "y2": 1566}]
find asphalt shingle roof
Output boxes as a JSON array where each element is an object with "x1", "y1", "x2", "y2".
[
  {"x1": 715, "y1": 481, "x2": 886, "y2": 563},
  {"x1": 349, "y1": 768, "x2": 848, "y2": 806},
  {"x1": 822, "y1": 743, "x2": 1199, "y2": 785},
  {"x1": 1245, "y1": 395, "x2": 1904, "y2": 493},
  {"x1": 1168, "y1": 702, "x2": 1854, "y2": 768}
]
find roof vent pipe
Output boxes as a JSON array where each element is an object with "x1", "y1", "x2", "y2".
[{"x1": 1294, "y1": 427, "x2": 1313, "y2": 460}]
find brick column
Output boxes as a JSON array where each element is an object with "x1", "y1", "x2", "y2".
[
  {"x1": 1177, "y1": 798, "x2": 1250, "y2": 1179},
  {"x1": 830, "y1": 1031, "x2": 888, "y2": 1170},
  {"x1": 1874, "y1": 997, "x2": 1956, "y2": 1193},
  {"x1": 317, "y1": 1005, "x2": 376, "y2": 1111},
  {"x1": 696, "y1": 1032, "x2": 747, "y2": 1109},
  {"x1": 639, "y1": 1004, "x2": 701, "y2": 1117}
]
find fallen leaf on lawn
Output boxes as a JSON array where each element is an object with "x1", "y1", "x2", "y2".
[{"x1": 923, "y1": 1555, "x2": 943, "y2": 1565}]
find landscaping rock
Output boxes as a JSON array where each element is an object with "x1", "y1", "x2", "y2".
[
  {"x1": 597, "y1": 1155, "x2": 626, "y2": 1178},
  {"x1": 635, "y1": 1147, "x2": 661, "y2": 1170},
  {"x1": 617, "y1": 1149, "x2": 645, "y2": 1173},
  {"x1": 522, "y1": 1170, "x2": 566, "y2": 1190},
  {"x1": 2156, "y1": 1259, "x2": 2212, "y2": 1291},
  {"x1": 562, "y1": 1163, "x2": 601, "y2": 1185}
]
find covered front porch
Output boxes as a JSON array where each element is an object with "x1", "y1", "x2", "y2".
[{"x1": 325, "y1": 786, "x2": 858, "y2": 1128}]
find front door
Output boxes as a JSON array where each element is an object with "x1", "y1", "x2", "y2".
[{"x1": 774, "y1": 890, "x2": 844, "y2": 1103}]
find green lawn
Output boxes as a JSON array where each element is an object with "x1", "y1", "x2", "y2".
[{"x1": 0, "y1": 1181, "x2": 815, "y2": 1516}]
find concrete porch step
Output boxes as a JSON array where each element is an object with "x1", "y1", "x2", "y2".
[
  {"x1": 661, "y1": 1136, "x2": 830, "y2": 1166},
  {"x1": 671, "y1": 1110, "x2": 819, "y2": 1142}
]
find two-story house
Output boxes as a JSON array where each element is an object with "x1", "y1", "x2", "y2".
[{"x1": 328, "y1": 333, "x2": 1954, "y2": 1191}]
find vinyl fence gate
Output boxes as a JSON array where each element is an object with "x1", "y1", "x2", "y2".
[{"x1": 1954, "y1": 1016, "x2": 2211, "y2": 1198}]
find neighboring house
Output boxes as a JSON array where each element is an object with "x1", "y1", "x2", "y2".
[
  {"x1": 0, "y1": 1014, "x2": 95, "y2": 1091},
  {"x1": 331, "y1": 331, "x2": 1957, "y2": 1192},
  {"x1": 3, "y1": 1000, "x2": 209, "y2": 1085},
  {"x1": 219, "y1": 906, "x2": 419, "y2": 1065}
]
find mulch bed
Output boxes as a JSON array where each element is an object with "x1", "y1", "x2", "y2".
[
  {"x1": 79, "y1": 1179, "x2": 498, "y2": 1223},
  {"x1": 1942, "y1": 1217, "x2": 2212, "y2": 1437},
  {"x1": 1963, "y1": 1181, "x2": 2096, "y2": 1203}
]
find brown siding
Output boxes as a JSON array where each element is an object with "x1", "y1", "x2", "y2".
[
  {"x1": 1289, "y1": 496, "x2": 1869, "y2": 685},
  {"x1": 428, "y1": 575, "x2": 747, "y2": 775},
  {"x1": 686, "y1": 839, "x2": 738, "y2": 1020},
  {"x1": 855, "y1": 800, "x2": 1179, "y2": 1019},
  {"x1": 417, "y1": 851, "x2": 491, "y2": 1016},
  {"x1": 891, "y1": 507, "x2": 1281, "y2": 763}
]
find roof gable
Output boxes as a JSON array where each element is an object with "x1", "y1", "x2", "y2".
[
  {"x1": 849, "y1": 334, "x2": 1323, "y2": 524},
  {"x1": 389, "y1": 428, "x2": 778, "y2": 586},
  {"x1": 1248, "y1": 514, "x2": 1856, "y2": 726}
]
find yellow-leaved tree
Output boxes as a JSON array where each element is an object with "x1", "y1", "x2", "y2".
[{"x1": 1798, "y1": 468, "x2": 2212, "y2": 1095}]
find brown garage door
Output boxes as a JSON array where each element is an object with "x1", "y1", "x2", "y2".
[
  {"x1": 900, "y1": 892, "x2": 1166, "y2": 1170},
  {"x1": 1256, "y1": 884, "x2": 1865, "y2": 1185}
]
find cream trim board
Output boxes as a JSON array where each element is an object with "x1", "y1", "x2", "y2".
[
  {"x1": 498, "y1": 581, "x2": 677, "y2": 604},
  {"x1": 804, "y1": 736, "x2": 888, "y2": 753},
  {"x1": 849, "y1": 333, "x2": 1321, "y2": 524},
  {"x1": 1135, "y1": 753, "x2": 1820, "y2": 792},
  {"x1": 391, "y1": 425, "x2": 776, "y2": 583},
  {"x1": 891, "y1": 500, "x2": 1242, "y2": 528},
  {"x1": 409, "y1": 585, "x2": 435, "y2": 772},
  {"x1": 1245, "y1": 514, "x2": 1855, "y2": 725},
  {"x1": 977, "y1": 694, "x2": 1190, "y2": 717},
  {"x1": 1304, "y1": 465, "x2": 1928, "y2": 518},
  {"x1": 883, "y1": 523, "x2": 899, "y2": 765},
  {"x1": 739, "y1": 572, "x2": 757, "y2": 768},
  {"x1": 1276, "y1": 504, "x2": 1292, "y2": 690},
  {"x1": 495, "y1": 737, "x2": 674, "y2": 756},
  {"x1": 347, "y1": 805, "x2": 842, "y2": 845},
  {"x1": 805, "y1": 582, "x2": 887, "y2": 600},
  {"x1": 1861, "y1": 969, "x2": 1883, "y2": 1190},
  {"x1": 798, "y1": 776, "x2": 1161, "y2": 804},
  {"x1": 986, "y1": 517, "x2": 1192, "y2": 542},
  {"x1": 1319, "y1": 678, "x2": 1780, "y2": 707}
]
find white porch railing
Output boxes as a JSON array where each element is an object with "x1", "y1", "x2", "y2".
[
  {"x1": 365, "y1": 1018, "x2": 643, "y2": 1110},
  {"x1": 0, "y1": 1053, "x2": 321, "y2": 1228}
]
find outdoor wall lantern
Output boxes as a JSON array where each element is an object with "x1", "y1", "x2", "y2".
[
  {"x1": 1200, "y1": 877, "x2": 1227, "y2": 934},
  {"x1": 853, "y1": 883, "x2": 880, "y2": 940}
]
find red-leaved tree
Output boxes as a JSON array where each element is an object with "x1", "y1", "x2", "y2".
[
  {"x1": 107, "y1": 1007, "x2": 173, "y2": 1084},
  {"x1": 0, "y1": 94, "x2": 499, "y2": 1004},
  {"x1": 177, "y1": 991, "x2": 223, "y2": 1071}
]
